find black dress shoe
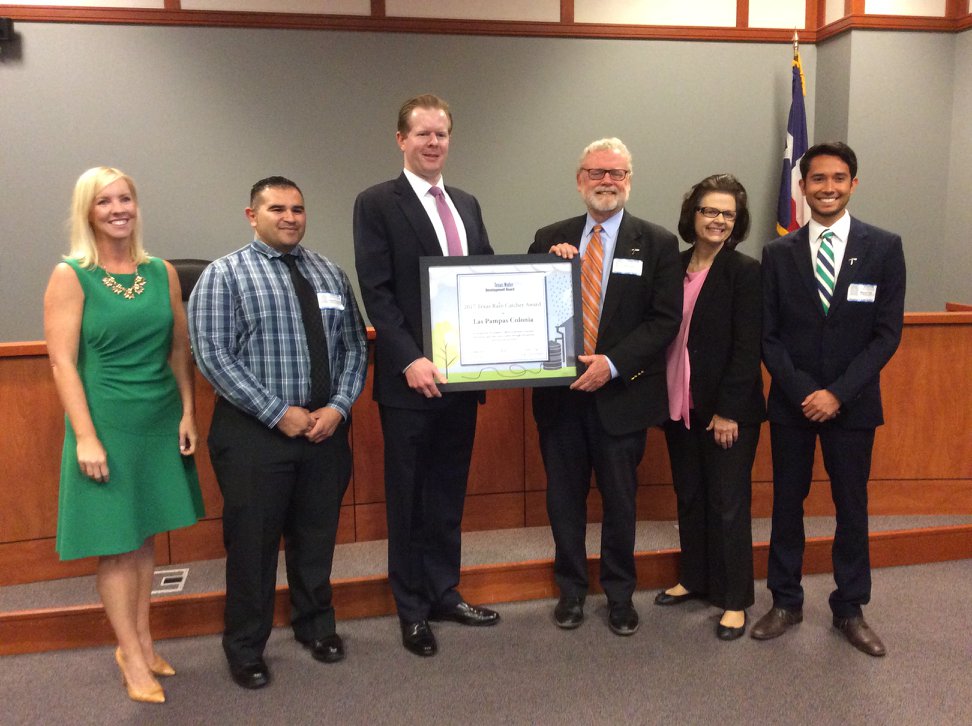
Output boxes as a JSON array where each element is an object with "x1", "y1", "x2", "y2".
[
  {"x1": 229, "y1": 658, "x2": 270, "y2": 689},
  {"x1": 553, "y1": 596, "x2": 584, "y2": 629},
  {"x1": 430, "y1": 601, "x2": 500, "y2": 626},
  {"x1": 401, "y1": 620, "x2": 437, "y2": 657},
  {"x1": 608, "y1": 601, "x2": 640, "y2": 636},
  {"x1": 833, "y1": 616, "x2": 886, "y2": 657},
  {"x1": 653, "y1": 589, "x2": 700, "y2": 606},
  {"x1": 750, "y1": 606, "x2": 803, "y2": 640},
  {"x1": 300, "y1": 633, "x2": 345, "y2": 663},
  {"x1": 716, "y1": 612, "x2": 747, "y2": 641}
]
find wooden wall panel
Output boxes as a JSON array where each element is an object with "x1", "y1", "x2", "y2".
[
  {"x1": 522, "y1": 400, "x2": 674, "y2": 492},
  {"x1": 4, "y1": 0, "x2": 969, "y2": 38},
  {"x1": 350, "y1": 374, "x2": 528, "y2": 502},
  {"x1": 870, "y1": 323, "x2": 972, "y2": 480},
  {"x1": 0, "y1": 355, "x2": 64, "y2": 542},
  {"x1": 524, "y1": 484, "x2": 680, "y2": 527},
  {"x1": 0, "y1": 537, "x2": 97, "y2": 586},
  {"x1": 190, "y1": 369, "x2": 224, "y2": 519},
  {"x1": 350, "y1": 368, "x2": 384, "y2": 504},
  {"x1": 461, "y1": 492, "x2": 527, "y2": 530},
  {"x1": 523, "y1": 391, "x2": 546, "y2": 491},
  {"x1": 168, "y1": 516, "x2": 226, "y2": 562},
  {"x1": 353, "y1": 502, "x2": 388, "y2": 541},
  {"x1": 641, "y1": 428, "x2": 674, "y2": 485},
  {"x1": 349, "y1": 491, "x2": 526, "y2": 542},
  {"x1": 468, "y1": 389, "x2": 525, "y2": 495},
  {"x1": 0, "y1": 533, "x2": 168, "y2": 587},
  {"x1": 3, "y1": 315, "x2": 971, "y2": 586},
  {"x1": 166, "y1": 504, "x2": 357, "y2": 564}
]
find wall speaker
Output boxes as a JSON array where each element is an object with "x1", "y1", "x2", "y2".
[{"x1": 0, "y1": 18, "x2": 13, "y2": 42}]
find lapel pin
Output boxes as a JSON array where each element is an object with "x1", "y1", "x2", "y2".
[{"x1": 848, "y1": 257, "x2": 857, "y2": 265}]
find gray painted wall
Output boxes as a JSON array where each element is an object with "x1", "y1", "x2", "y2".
[
  {"x1": 843, "y1": 31, "x2": 958, "y2": 313},
  {"x1": 814, "y1": 32, "x2": 852, "y2": 143},
  {"x1": 0, "y1": 23, "x2": 965, "y2": 342},
  {"x1": 945, "y1": 31, "x2": 972, "y2": 307}
]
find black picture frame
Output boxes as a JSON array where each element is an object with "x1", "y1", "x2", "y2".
[{"x1": 419, "y1": 253, "x2": 582, "y2": 392}]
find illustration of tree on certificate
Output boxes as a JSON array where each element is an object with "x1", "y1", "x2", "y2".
[{"x1": 422, "y1": 255, "x2": 581, "y2": 390}]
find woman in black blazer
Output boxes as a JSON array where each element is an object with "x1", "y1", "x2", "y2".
[{"x1": 654, "y1": 174, "x2": 766, "y2": 640}]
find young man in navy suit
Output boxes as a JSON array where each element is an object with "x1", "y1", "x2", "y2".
[
  {"x1": 353, "y1": 94, "x2": 499, "y2": 657},
  {"x1": 753, "y1": 142, "x2": 906, "y2": 656}
]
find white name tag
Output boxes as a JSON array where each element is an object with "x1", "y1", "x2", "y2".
[
  {"x1": 317, "y1": 292, "x2": 344, "y2": 310},
  {"x1": 612, "y1": 257, "x2": 643, "y2": 276},
  {"x1": 847, "y1": 283, "x2": 877, "y2": 303}
]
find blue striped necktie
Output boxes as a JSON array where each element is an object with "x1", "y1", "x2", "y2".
[{"x1": 815, "y1": 229, "x2": 836, "y2": 314}]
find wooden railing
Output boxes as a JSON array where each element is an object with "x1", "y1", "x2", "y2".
[
  {"x1": 2, "y1": 311, "x2": 970, "y2": 587},
  {"x1": 1, "y1": 1, "x2": 969, "y2": 41}
]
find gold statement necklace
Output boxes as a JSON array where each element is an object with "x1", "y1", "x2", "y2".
[{"x1": 102, "y1": 265, "x2": 147, "y2": 300}]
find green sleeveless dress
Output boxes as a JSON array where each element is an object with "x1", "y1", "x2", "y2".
[{"x1": 56, "y1": 257, "x2": 204, "y2": 560}]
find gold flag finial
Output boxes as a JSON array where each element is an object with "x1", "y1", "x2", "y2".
[{"x1": 792, "y1": 30, "x2": 800, "y2": 60}]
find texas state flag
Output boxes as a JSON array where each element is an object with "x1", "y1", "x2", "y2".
[{"x1": 776, "y1": 53, "x2": 810, "y2": 236}]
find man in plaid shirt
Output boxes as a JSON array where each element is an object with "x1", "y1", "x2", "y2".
[{"x1": 189, "y1": 176, "x2": 367, "y2": 689}]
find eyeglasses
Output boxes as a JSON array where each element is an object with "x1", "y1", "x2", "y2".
[
  {"x1": 582, "y1": 168, "x2": 630, "y2": 181},
  {"x1": 696, "y1": 206, "x2": 737, "y2": 222}
]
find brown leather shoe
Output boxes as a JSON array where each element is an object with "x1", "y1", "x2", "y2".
[
  {"x1": 833, "y1": 616, "x2": 887, "y2": 657},
  {"x1": 750, "y1": 607, "x2": 803, "y2": 640}
]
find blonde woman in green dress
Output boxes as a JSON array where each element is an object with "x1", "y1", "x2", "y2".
[{"x1": 43, "y1": 167, "x2": 204, "y2": 704}]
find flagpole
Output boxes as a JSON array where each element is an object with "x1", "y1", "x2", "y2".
[{"x1": 776, "y1": 30, "x2": 810, "y2": 235}]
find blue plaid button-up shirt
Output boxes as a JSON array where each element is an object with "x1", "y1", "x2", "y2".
[{"x1": 189, "y1": 239, "x2": 367, "y2": 427}]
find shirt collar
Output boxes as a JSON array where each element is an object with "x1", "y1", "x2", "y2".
[
  {"x1": 403, "y1": 168, "x2": 444, "y2": 198},
  {"x1": 808, "y1": 210, "x2": 852, "y2": 244},
  {"x1": 249, "y1": 238, "x2": 303, "y2": 260},
  {"x1": 583, "y1": 208, "x2": 624, "y2": 242}
]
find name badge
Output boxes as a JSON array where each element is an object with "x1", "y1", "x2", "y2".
[
  {"x1": 612, "y1": 258, "x2": 643, "y2": 276},
  {"x1": 847, "y1": 283, "x2": 877, "y2": 303},
  {"x1": 317, "y1": 292, "x2": 344, "y2": 310}
]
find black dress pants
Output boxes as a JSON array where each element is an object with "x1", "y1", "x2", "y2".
[
  {"x1": 663, "y1": 414, "x2": 758, "y2": 611},
  {"x1": 208, "y1": 398, "x2": 351, "y2": 666},
  {"x1": 767, "y1": 422, "x2": 875, "y2": 619},
  {"x1": 537, "y1": 392, "x2": 646, "y2": 604},
  {"x1": 378, "y1": 394, "x2": 478, "y2": 623}
]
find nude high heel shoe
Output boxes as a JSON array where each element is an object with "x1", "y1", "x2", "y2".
[
  {"x1": 114, "y1": 648, "x2": 166, "y2": 704},
  {"x1": 149, "y1": 654, "x2": 176, "y2": 677}
]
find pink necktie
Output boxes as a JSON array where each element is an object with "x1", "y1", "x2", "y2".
[{"x1": 429, "y1": 186, "x2": 463, "y2": 257}]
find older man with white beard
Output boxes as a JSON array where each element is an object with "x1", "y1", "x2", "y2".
[{"x1": 529, "y1": 138, "x2": 682, "y2": 636}]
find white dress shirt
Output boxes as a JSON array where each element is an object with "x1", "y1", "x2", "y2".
[
  {"x1": 402, "y1": 168, "x2": 469, "y2": 256},
  {"x1": 808, "y1": 211, "x2": 852, "y2": 284}
]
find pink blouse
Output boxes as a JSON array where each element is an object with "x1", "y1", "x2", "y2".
[{"x1": 666, "y1": 267, "x2": 710, "y2": 428}]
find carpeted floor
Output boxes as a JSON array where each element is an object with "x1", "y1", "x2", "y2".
[{"x1": 2, "y1": 559, "x2": 971, "y2": 725}]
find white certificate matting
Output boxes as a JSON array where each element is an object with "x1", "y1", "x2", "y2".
[
  {"x1": 456, "y1": 272, "x2": 548, "y2": 365},
  {"x1": 420, "y1": 254, "x2": 582, "y2": 391}
]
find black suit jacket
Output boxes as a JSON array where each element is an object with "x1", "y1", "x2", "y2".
[
  {"x1": 353, "y1": 173, "x2": 493, "y2": 409},
  {"x1": 761, "y1": 217, "x2": 906, "y2": 429},
  {"x1": 681, "y1": 246, "x2": 766, "y2": 426},
  {"x1": 530, "y1": 212, "x2": 682, "y2": 436}
]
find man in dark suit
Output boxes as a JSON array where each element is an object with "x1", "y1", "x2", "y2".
[
  {"x1": 753, "y1": 142, "x2": 906, "y2": 656},
  {"x1": 530, "y1": 138, "x2": 682, "y2": 635},
  {"x1": 353, "y1": 94, "x2": 499, "y2": 657}
]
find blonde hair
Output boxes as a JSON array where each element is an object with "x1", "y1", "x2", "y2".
[
  {"x1": 577, "y1": 137, "x2": 633, "y2": 176},
  {"x1": 66, "y1": 166, "x2": 148, "y2": 269}
]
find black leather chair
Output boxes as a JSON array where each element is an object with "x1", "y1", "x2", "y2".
[{"x1": 168, "y1": 259, "x2": 211, "y2": 302}]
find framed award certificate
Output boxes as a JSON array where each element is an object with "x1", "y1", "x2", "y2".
[{"x1": 420, "y1": 254, "x2": 582, "y2": 391}]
